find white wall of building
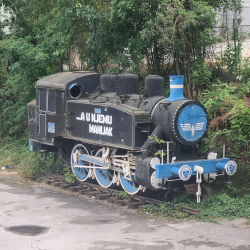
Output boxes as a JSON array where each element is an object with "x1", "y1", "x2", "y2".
[
  {"x1": 241, "y1": 0, "x2": 250, "y2": 25},
  {"x1": 0, "y1": 4, "x2": 11, "y2": 34}
]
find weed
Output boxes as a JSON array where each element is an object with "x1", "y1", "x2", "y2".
[
  {"x1": 204, "y1": 187, "x2": 213, "y2": 196},
  {"x1": 148, "y1": 135, "x2": 165, "y2": 144},
  {"x1": 64, "y1": 168, "x2": 76, "y2": 184},
  {"x1": 107, "y1": 191, "x2": 116, "y2": 197},
  {"x1": 0, "y1": 138, "x2": 52, "y2": 178},
  {"x1": 119, "y1": 191, "x2": 129, "y2": 200},
  {"x1": 141, "y1": 204, "x2": 156, "y2": 213},
  {"x1": 141, "y1": 189, "x2": 250, "y2": 223}
]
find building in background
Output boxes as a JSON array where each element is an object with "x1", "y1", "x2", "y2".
[
  {"x1": 216, "y1": 0, "x2": 250, "y2": 38},
  {"x1": 241, "y1": 0, "x2": 250, "y2": 25},
  {"x1": 0, "y1": 4, "x2": 12, "y2": 34}
]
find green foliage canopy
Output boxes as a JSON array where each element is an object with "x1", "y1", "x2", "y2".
[{"x1": 0, "y1": 0, "x2": 243, "y2": 138}]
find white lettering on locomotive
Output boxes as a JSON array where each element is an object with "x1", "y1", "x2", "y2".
[
  {"x1": 91, "y1": 113, "x2": 112, "y2": 125},
  {"x1": 76, "y1": 112, "x2": 85, "y2": 121},
  {"x1": 89, "y1": 124, "x2": 113, "y2": 136},
  {"x1": 86, "y1": 113, "x2": 90, "y2": 121},
  {"x1": 76, "y1": 111, "x2": 113, "y2": 137}
]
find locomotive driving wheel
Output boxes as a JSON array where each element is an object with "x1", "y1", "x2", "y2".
[
  {"x1": 119, "y1": 172, "x2": 141, "y2": 195},
  {"x1": 93, "y1": 148, "x2": 115, "y2": 188},
  {"x1": 71, "y1": 143, "x2": 91, "y2": 182}
]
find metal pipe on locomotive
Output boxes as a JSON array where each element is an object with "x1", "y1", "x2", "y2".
[{"x1": 28, "y1": 72, "x2": 237, "y2": 202}]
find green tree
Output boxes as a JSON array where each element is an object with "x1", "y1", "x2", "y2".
[
  {"x1": 94, "y1": 0, "x2": 217, "y2": 97},
  {"x1": 0, "y1": 0, "x2": 243, "y2": 138}
]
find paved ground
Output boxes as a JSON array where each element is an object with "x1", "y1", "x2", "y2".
[{"x1": 0, "y1": 178, "x2": 250, "y2": 250}]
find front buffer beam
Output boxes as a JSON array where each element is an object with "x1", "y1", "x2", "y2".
[
  {"x1": 155, "y1": 158, "x2": 237, "y2": 181},
  {"x1": 156, "y1": 158, "x2": 237, "y2": 203}
]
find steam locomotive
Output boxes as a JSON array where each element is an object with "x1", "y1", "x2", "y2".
[{"x1": 28, "y1": 72, "x2": 237, "y2": 202}]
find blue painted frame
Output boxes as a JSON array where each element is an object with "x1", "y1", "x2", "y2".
[{"x1": 155, "y1": 158, "x2": 237, "y2": 179}]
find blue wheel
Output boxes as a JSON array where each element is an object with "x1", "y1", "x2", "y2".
[
  {"x1": 71, "y1": 144, "x2": 91, "y2": 182},
  {"x1": 119, "y1": 172, "x2": 140, "y2": 195},
  {"x1": 94, "y1": 149, "x2": 115, "y2": 188}
]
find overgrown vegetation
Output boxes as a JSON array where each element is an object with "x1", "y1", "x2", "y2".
[
  {"x1": 64, "y1": 167, "x2": 76, "y2": 184},
  {"x1": 0, "y1": 138, "x2": 53, "y2": 178},
  {"x1": 142, "y1": 191, "x2": 250, "y2": 223},
  {"x1": 197, "y1": 57, "x2": 250, "y2": 189}
]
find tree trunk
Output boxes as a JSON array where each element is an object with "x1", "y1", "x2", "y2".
[
  {"x1": 176, "y1": 53, "x2": 181, "y2": 75},
  {"x1": 154, "y1": 44, "x2": 160, "y2": 75},
  {"x1": 100, "y1": 64, "x2": 104, "y2": 73},
  {"x1": 187, "y1": 61, "x2": 192, "y2": 99},
  {"x1": 146, "y1": 51, "x2": 152, "y2": 75}
]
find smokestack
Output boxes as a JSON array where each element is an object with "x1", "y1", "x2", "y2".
[{"x1": 166, "y1": 75, "x2": 186, "y2": 101}]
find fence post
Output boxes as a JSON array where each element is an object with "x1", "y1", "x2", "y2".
[{"x1": 233, "y1": 18, "x2": 237, "y2": 77}]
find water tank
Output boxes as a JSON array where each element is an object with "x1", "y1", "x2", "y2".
[{"x1": 145, "y1": 75, "x2": 164, "y2": 97}]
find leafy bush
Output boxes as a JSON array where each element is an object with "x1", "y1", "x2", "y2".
[
  {"x1": 200, "y1": 80, "x2": 236, "y2": 119},
  {"x1": 241, "y1": 58, "x2": 250, "y2": 83},
  {"x1": 194, "y1": 193, "x2": 250, "y2": 221},
  {"x1": 200, "y1": 79, "x2": 250, "y2": 119},
  {"x1": 0, "y1": 38, "x2": 59, "y2": 138},
  {"x1": 230, "y1": 99, "x2": 250, "y2": 143},
  {"x1": 190, "y1": 59, "x2": 212, "y2": 91},
  {"x1": 0, "y1": 138, "x2": 53, "y2": 178},
  {"x1": 143, "y1": 190, "x2": 250, "y2": 222},
  {"x1": 64, "y1": 168, "x2": 76, "y2": 184}
]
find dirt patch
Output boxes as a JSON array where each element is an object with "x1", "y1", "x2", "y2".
[{"x1": 0, "y1": 170, "x2": 33, "y2": 187}]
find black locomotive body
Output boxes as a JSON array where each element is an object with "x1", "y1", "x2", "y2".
[{"x1": 28, "y1": 71, "x2": 237, "y2": 201}]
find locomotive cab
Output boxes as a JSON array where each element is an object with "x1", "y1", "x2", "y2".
[{"x1": 28, "y1": 71, "x2": 101, "y2": 151}]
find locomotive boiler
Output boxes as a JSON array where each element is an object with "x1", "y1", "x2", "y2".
[{"x1": 28, "y1": 71, "x2": 237, "y2": 202}]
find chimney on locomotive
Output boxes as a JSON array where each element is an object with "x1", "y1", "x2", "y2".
[{"x1": 167, "y1": 75, "x2": 186, "y2": 101}]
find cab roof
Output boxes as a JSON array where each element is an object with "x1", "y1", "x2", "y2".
[{"x1": 36, "y1": 71, "x2": 98, "y2": 90}]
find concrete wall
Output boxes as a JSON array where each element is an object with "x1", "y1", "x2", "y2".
[
  {"x1": 216, "y1": 1, "x2": 250, "y2": 39},
  {"x1": 216, "y1": 1, "x2": 250, "y2": 27},
  {"x1": 241, "y1": 0, "x2": 250, "y2": 25}
]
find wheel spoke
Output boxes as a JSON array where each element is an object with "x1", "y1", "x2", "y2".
[
  {"x1": 131, "y1": 178, "x2": 137, "y2": 188},
  {"x1": 80, "y1": 168, "x2": 88, "y2": 176},
  {"x1": 106, "y1": 170, "x2": 113, "y2": 178},
  {"x1": 105, "y1": 172, "x2": 112, "y2": 182}
]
